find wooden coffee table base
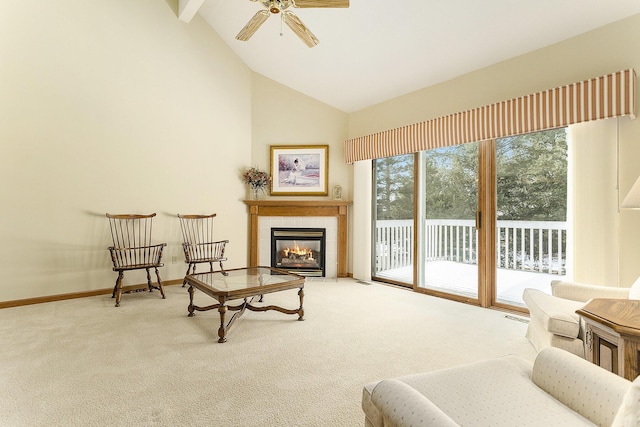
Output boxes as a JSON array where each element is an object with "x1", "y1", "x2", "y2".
[{"x1": 188, "y1": 287, "x2": 304, "y2": 343}]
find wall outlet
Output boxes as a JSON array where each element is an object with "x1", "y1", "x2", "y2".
[{"x1": 171, "y1": 256, "x2": 178, "y2": 264}]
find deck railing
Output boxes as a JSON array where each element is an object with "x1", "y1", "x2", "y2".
[
  {"x1": 375, "y1": 220, "x2": 414, "y2": 271},
  {"x1": 375, "y1": 219, "x2": 567, "y2": 275}
]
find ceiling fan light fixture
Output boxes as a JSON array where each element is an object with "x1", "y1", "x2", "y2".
[
  {"x1": 265, "y1": 0, "x2": 291, "y2": 14},
  {"x1": 238, "y1": 0, "x2": 347, "y2": 47}
]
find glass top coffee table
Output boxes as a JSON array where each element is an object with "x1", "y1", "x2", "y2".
[{"x1": 185, "y1": 266, "x2": 305, "y2": 343}]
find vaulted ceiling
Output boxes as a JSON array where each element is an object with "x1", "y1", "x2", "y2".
[{"x1": 182, "y1": 0, "x2": 640, "y2": 113}]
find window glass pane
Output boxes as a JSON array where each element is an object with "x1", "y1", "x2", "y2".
[
  {"x1": 495, "y1": 128, "x2": 568, "y2": 306},
  {"x1": 372, "y1": 154, "x2": 414, "y2": 285},
  {"x1": 420, "y1": 143, "x2": 478, "y2": 298}
]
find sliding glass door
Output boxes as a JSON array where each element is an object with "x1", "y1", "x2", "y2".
[
  {"x1": 494, "y1": 129, "x2": 568, "y2": 307},
  {"x1": 372, "y1": 154, "x2": 414, "y2": 286},
  {"x1": 372, "y1": 129, "x2": 568, "y2": 309},
  {"x1": 418, "y1": 143, "x2": 479, "y2": 300}
]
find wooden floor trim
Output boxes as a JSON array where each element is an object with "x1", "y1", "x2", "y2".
[{"x1": 0, "y1": 279, "x2": 183, "y2": 309}]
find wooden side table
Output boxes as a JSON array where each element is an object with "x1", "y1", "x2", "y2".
[{"x1": 576, "y1": 299, "x2": 640, "y2": 381}]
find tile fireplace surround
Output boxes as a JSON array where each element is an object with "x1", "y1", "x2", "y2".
[{"x1": 243, "y1": 200, "x2": 351, "y2": 278}]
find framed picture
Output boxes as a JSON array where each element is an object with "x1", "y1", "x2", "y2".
[{"x1": 270, "y1": 145, "x2": 329, "y2": 196}]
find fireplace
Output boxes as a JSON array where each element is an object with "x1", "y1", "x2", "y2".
[
  {"x1": 244, "y1": 200, "x2": 351, "y2": 278},
  {"x1": 271, "y1": 228, "x2": 326, "y2": 277}
]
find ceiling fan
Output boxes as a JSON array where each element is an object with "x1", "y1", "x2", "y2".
[{"x1": 236, "y1": 0, "x2": 349, "y2": 48}]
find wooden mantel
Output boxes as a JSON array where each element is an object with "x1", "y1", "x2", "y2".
[{"x1": 243, "y1": 200, "x2": 352, "y2": 277}]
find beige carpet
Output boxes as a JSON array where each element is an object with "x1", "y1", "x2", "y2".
[{"x1": 0, "y1": 279, "x2": 536, "y2": 426}]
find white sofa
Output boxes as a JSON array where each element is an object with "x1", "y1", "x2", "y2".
[
  {"x1": 362, "y1": 347, "x2": 636, "y2": 427},
  {"x1": 523, "y1": 280, "x2": 633, "y2": 358}
]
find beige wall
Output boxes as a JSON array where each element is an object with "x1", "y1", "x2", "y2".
[
  {"x1": 0, "y1": 0, "x2": 352, "y2": 303},
  {"x1": 3, "y1": 1, "x2": 639, "y2": 303},
  {"x1": 349, "y1": 13, "x2": 640, "y2": 286},
  {"x1": 249, "y1": 74, "x2": 352, "y2": 270},
  {"x1": 250, "y1": 73, "x2": 351, "y2": 200},
  {"x1": 0, "y1": 0, "x2": 254, "y2": 301}
]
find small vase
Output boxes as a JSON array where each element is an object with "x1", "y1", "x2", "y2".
[{"x1": 252, "y1": 187, "x2": 262, "y2": 200}]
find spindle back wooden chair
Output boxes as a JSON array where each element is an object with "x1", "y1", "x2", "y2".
[
  {"x1": 106, "y1": 213, "x2": 167, "y2": 307},
  {"x1": 178, "y1": 213, "x2": 228, "y2": 286}
]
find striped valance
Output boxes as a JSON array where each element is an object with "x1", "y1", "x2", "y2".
[{"x1": 344, "y1": 69, "x2": 636, "y2": 164}]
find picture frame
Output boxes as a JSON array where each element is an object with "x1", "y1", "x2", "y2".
[{"x1": 270, "y1": 145, "x2": 329, "y2": 196}]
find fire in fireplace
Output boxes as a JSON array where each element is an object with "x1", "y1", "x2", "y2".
[{"x1": 271, "y1": 228, "x2": 326, "y2": 277}]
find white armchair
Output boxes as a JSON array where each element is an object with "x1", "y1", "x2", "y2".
[
  {"x1": 523, "y1": 280, "x2": 632, "y2": 358},
  {"x1": 362, "y1": 347, "x2": 635, "y2": 427},
  {"x1": 551, "y1": 280, "x2": 631, "y2": 302}
]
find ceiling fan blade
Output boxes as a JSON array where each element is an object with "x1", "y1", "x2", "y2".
[
  {"x1": 236, "y1": 10, "x2": 270, "y2": 41},
  {"x1": 292, "y1": 0, "x2": 349, "y2": 8},
  {"x1": 282, "y1": 10, "x2": 319, "y2": 47}
]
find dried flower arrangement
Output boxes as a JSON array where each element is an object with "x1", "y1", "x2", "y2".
[{"x1": 242, "y1": 167, "x2": 271, "y2": 198}]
